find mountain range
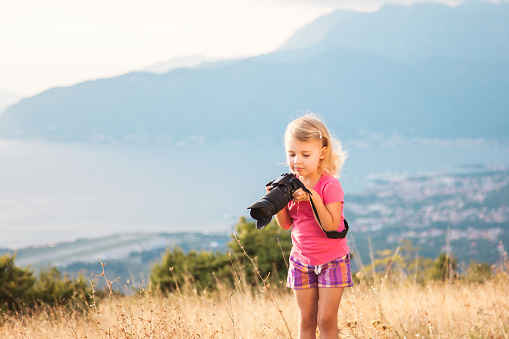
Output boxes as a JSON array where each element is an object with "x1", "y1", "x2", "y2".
[
  {"x1": 0, "y1": 1, "x2": 508, "y2": 144},
  {"x1": 0, "y1": 86, "x2": 22, "y2": 115}
]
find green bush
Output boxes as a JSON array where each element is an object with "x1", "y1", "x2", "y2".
[
  {"x1": 464, "y1": 260, "x2": 493, "y2": 283},
  {"x1": 431, "y1": 252, "x2": 458, "y2": 281},
  {"x1": 33, "y1": 266, "x2": 91, "y2": 309},
  {"x1": 0, "y1": 254, "x2": 35, "y2": 311},
  {"x1": 0, "y1": 254, "x2": 93, "y2": 313},
  {"x1": 228, "y1": 216, "x2": 292, "y2": 284},
  {"x1": 150, "y1": 247, "x2": 231, "y2": 293},
  {"x1": 358, "y1": 240, "x2": 434, "y2": 284},
  {"x1": 151, "y1": 217, "x2": 292, "y2": 293}
]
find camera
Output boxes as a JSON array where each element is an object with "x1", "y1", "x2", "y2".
[{"x1": 247, "y1": 173, "x2": 305, "y2": 229}]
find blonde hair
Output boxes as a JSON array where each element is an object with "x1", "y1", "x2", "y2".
[{"x1": 284, "y1": 113, "x2": 347, "y2": 177}]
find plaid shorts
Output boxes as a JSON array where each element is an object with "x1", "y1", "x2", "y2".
[{"x1": 287, "y1": 254, "x2": 353, "y2": 289}]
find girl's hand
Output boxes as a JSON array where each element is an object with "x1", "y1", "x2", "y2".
[{"x1": 291, "y1": 188, "x2": 310, "y2": 202}]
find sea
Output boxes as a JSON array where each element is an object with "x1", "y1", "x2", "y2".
[{"x1": 1, "y1": 139, "x2": 507, "y2": 249}]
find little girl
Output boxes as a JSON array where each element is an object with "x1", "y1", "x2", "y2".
[{"x1": 275, "y1": 114, "x2": 352, "y2": 339}]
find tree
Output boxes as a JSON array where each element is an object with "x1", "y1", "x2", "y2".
[
  {"x1": 0, "y1": 254, "x2": 36, "y2": 311},
  {"x1": 464, "y1": 260, "x2": 492, "y2": 283},
  {"x1": 359, "y1": 240, "x2": 433, "y2": 284},
  {"x1": 150, "y1": 217, "x2": 292, "y2": 293},
  {"x1": 150, "y1": 247, "x2": 232, "y2": 293},
  {"x1": 1, "y1": 254, "x2": 93, "y2": 313},
  {"x1": 431, "y1": 252, "x2": 458, "y2": 281},
  {"x1": 33, "y1": 266, "x2": 91, "y2": 309},
  {"x1": 228, "y1": 217, "x2": 292, "y2": 285}
]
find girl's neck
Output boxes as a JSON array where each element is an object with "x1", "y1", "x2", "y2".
[{"x1": 299, "y1": 169, "x2": 323, "y2": 188}]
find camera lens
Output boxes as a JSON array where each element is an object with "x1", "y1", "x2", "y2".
[
  {"x1": 248, "y1": 186, "x2": 293, "y2": 229},
  {"x1": 248, "y1": 201, "x2": 274, "y2": 228}
]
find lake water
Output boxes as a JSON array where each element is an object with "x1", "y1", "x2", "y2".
[{"x1": 1, "y1": 139, "x2": 507, "y2": 248}]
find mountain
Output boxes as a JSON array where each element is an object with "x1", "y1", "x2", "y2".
[
  {"x1": 0, "y1": 86, "x2": 23, "y2": 114},
  {"x1": 278, "y1": 2, "x2": 509, "y2": 64},
  {"x1": 0, "y1": 2, "x2": 508, "y2": 143},
  {"x1": 143, "y1": 55, "x2": 222, "y2": 74}
]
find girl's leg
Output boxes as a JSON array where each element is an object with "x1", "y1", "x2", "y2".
[
  {"x1": 316, "y1": 287, "x2": 345, "y2": 339},
  {"x1": 294, "y1": 287, "x2": 319, "y2": 339}
]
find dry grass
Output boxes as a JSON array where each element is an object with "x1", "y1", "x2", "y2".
[
  {"x1": 1, "y1": 270, "x2": 508, "y2": 338},
  {"x1": 339, "y1": 274, "x2": 509, "y2": 338},
  {"x1": 2, "y1": 240, "x2": 508, "y2": 338}
]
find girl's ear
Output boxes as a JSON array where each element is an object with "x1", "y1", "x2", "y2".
[{"x1": 320, "y1": 146, "x2": 327, "y2": 159}]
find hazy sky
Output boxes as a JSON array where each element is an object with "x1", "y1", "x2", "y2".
[{"x1": 0, "y1": 0, "x2": 492, "y2": 97}]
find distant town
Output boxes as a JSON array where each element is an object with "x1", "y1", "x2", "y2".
[{"x1": 346, "y1": 166, "x2": 508, "y2": 265}]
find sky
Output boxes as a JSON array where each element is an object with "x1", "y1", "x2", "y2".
[{"x1": 0, "y1": 0, "x2": 485, "y2": 98}]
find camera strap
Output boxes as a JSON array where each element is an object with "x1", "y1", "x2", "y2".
[{"x1": 303, "y1": 188, "x2": 349, "y2": 239}]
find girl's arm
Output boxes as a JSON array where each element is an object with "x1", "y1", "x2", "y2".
[
  {"x1": 274, "y1": 207, "x2": 292, "y2": 230},
  {"x1": 293, "y1": 188, "x2": 343, "y2": 232}
]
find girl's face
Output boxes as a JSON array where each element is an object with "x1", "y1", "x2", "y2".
[{"x1": 285, "y1": 136, "x2": 325, "y2": 178}]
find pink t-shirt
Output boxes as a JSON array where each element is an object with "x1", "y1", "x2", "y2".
[{"x1": 288, "y1": 174, "x2": 349, "y2": 265}]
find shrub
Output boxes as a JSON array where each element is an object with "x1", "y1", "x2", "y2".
[
  {"x1": 228, "y1": 217, "x2": 291, "y2": 284},
  {"x1": 0, "y1": 254, "x2": 35, "y2": 311},
  {"x1": 150, "y1": 247, "x2": 232, "y2": 293},
  {"x1": 33, "y1": 266, "x2": 92, "y2": 309},
  {"x1": 464, "y1": 260, "x2": 493, "y2": 283},
  {"x1": 431, "y1": 252, "x2": 458, "y2": 281},
  {"x1": 0, "y1": 254, "x2": 93, "y2": 313},
  {"x1": 151, "y1": 217, "x2": 292, "y2": 293}
]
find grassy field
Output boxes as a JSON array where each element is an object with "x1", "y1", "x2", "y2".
[{"x1": 1, "y1": 267, "x2": 508, "y2": 338}]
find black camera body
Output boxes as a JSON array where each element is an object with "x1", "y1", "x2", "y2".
[
  {"x1": 248, "y1": 173, "x2": 350, "y2": 239},
  {"x1": 247, "y1": 173, "x2": 304, "y2": 229}
]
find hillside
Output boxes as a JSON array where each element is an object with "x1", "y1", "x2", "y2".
[
  {"x1": 0, "y1": 86, "x2": 22, "y2": 114},
  {"x1": 279, "y1": 2, "x2": 509, "y2": 64},
  {"x1": 0, "y1": 2, "x2": 508, "y2": 143}
]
